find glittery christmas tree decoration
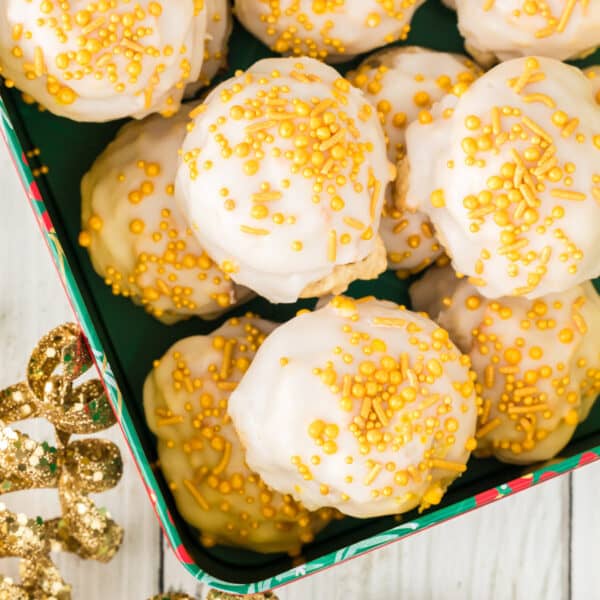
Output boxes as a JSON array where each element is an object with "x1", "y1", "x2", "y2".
[{"x1": 0, "y1": 323, "x2": 124, "y2": 598}]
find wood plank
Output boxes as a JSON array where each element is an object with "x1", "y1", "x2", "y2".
[
  {"x1": 0, "y1": 154, "x2": 161, "y2": 599},
  {"x1": 572, "y1": 461, "x2": 600, "y2": 600},
  {"x1": 285, "y1": 476, "x2": 570, "y2": 600}
]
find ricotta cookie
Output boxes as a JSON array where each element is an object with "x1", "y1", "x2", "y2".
[
  {"x1": 411, "y1": 265, "x2": 600, "y2": 465},
  {"x1": 0, "y1": 1, "x2": 210, "y2": 121},
  {"x1": 234, "y1": 0, "x2": 426, "y2": 63},
  {"x1": 144, "y1": 315, "x2": 332, "y2": 553},
  {"x1": 81, "y1": 104, "x2": 246, "y2": 324},
  {"x1": 454, "y1": 0, "x2": 600, "y2": 67},
  {"x1": 405, "y1": 57, "x2": 600, "y2": 299},
  {"x1": 229, "y1": 296, "x2": 479, "y2": 519},
  {"x1": 176, "y1": 57, "x2": 391, "y2": 303},
  {"x1": 349, "y1": 47, "x2": 481, "y2": 274}
]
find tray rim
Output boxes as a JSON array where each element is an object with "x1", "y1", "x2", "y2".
[{"x1": 2, "y1": 93, "x2": 600, "y2": 594}]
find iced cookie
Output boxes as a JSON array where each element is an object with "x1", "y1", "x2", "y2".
[
  {"x1": 229, "y1": 296, "x2": 480, "y2": 518},
  {"x1": 404, "y1": 57, "x2": 600, "y2": 299},
  {"x1": 144, "y1": 315, "x2": 332, "y2": 553},
  {"x1": 0, "y1": 1, "x2": 211, "y2": 121},
  {"x1": 81, "y1": 104, "x2": 246, "y2": 324},
  {"x1": 176, "y1": 57, "x2": 391, "y2": 303},
  {"x1": 411, "y1": 265, "x2": 600, "y2": 465},
  {"x1": 349, "y1": 47, "x2": 481, "y2": 274}
]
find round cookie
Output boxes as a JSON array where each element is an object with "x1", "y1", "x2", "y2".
[
  {"x1": 349, "y1": 47, "x2": 481, "y2": 274},
  {"x1": 584, "y1": 65, "x2": 600, "y2": 106},
  {"x1": 229, "y1": 296, "x2": 480, "y2": 519},
  {"x1": 0, "y1": 1, "x2": 209, "y2": 121},
  {"x1": 234, "y1": 0, "x2": 426, "y2": 63},
  {"x1": 454, "y1": 0, "x2": 600, "y2": 67},
  {"x1": 411, "y1": 265, "x2": 600, "y2": 465},
  {"x1": 176, "y1": 57, "x2": 391, "y2": 304},
  {"x1": 404, "y1": 56, "x2": 600, "y2": 299},
  {"x1": 81, "y1": 104, "x2": 247, "y2": 324},
  {"x1": 144, "y1": 315, "x2": 333, "y2": 553}
]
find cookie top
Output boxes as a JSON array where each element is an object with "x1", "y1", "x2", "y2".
[
  {"x1": 411, "y1": 265, "x2": 600, "y2": 464},
  {"x1": 0, "y1": 0, "x2": 208, "y2": 121},
  {"x1": 144, "y1": 315, "x2": 333, "y2": 554},
  {"x1": 81, "y1": 104, "x2": 245, "y2": 324},
  {"x1": 455, "y1": 0, "x2": 600, "y2": 65},
  {"x1": 176, "y1": 57, "x2": 391, "y2": 303},
  {"x1": 229, "y1": 296, "x2": 479, "y2": 518},
  {"x1": 234, "y1": 0, "x2": 426, "y2": 63},
  {"x1": 405, "y1": 56, "x2": 600, "y2": 299}
]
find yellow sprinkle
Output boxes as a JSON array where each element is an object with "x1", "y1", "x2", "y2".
[
  {"x1": 360, "y1": 397, "x2": 372, "y2": 420},
  {"x1": 556, "y1": 0, "x2": 577, "y2": 32},
  {"x1": 240, "y1": 225, "x2": 270, "y2": 235},
  {"x1": 508, "y1": 404, "x2": 549, "y2": 414},
  {"x1": 431, "y1": 459, "x2": 467, "y2": 473},
  {"x1": 121, "y1": 38, "x2": 145, "y2": 53},
  {"x1": 252, "y1": 191, "x2": 282, "y2": 202},
  {"x1": 521, "y1": 116, "x2": 553, "y2": 142},
  {"x1": 372, "y1": 317, "x2": 407, "y2": 327},
  {"x1": 550, "y1": 190, "x2": 586, "y2": 201},
  {"x1": 81, "y1": 16, "x2": 106, "y2": 35},
  {"x1": 319, "y1": 129, "x2": 345, "y2": 152},
  {"x1": 484, "y1": 365, "x2": 495, "y2": 389},
  {"x1": 183, "y1": 479, "x2": 210, "y2": 510},
  {"x1": 328, "y1": 229, "x2": 337, "y2": 262},
  {"x1": 523, "y1": 94, "x2": 555, "y2": 107},
  {"x1": 343, "y1": 217, "x2": 365, "y2": 230},
  {"x1": 217, "y1": 381, "x2": 238, "y2": 390},
  {"x1": 513, "y1": 386, "x2": 539, "y2": 398},
  {"x1": 364, "y1": 463, "x2": 383, "y2": 486},
  {"x1": 372, "y1": 399, "x2": 389, "y2": 426},
  {"x1": 476, "y1": 418, "x2": 502, "y2": 438},
  {"x1": 245, "y1": 120, "x2": 277, "y2": 133},
  {"x1": 157, "y1": 416, "x2": 184, "y2": 427},
  {"x1": 212, "y1": 442, "x2": 232, "y2": 476}
]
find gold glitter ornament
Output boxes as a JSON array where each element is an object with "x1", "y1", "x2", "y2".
[
  {"x1": 0, "y1": 322, "x2": 125, "y2": 596},
  {"x1": 26, "y1": 323, "x2": 116, "y2": 434}
]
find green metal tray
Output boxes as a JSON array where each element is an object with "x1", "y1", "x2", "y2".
[{"x1": 1, "y1": 0, "x2": 600, "y2": 593}]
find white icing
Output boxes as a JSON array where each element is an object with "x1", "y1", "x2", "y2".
[
  {"x1": 176, "y1": 57, "x2": 391, "y2": 303},
  {"x1": 229, "y1": 296, "x2": 478, "y2": 519},
  {"x1": 405, "y1": 56, "x2": 600, "y2": 299}
]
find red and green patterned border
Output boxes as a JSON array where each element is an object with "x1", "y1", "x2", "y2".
[{"x1": 2, "y1": 94, "x2": 600, "y2": 594}]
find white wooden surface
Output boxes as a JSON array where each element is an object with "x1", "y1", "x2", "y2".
[{"x1": 0, "y1": 146, "x2": 599, "y2": 600}]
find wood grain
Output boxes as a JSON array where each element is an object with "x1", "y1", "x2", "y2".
[{"x1": 1, "y1": 144, "x2": 599, "y2": 600}]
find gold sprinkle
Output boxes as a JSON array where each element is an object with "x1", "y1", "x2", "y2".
[
  {"x1": 476, "y1": 418, "x2": 502, "y2": 438},
  {"x1": 183, "y1": 479, "x2": 210, "y2": 510}
]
